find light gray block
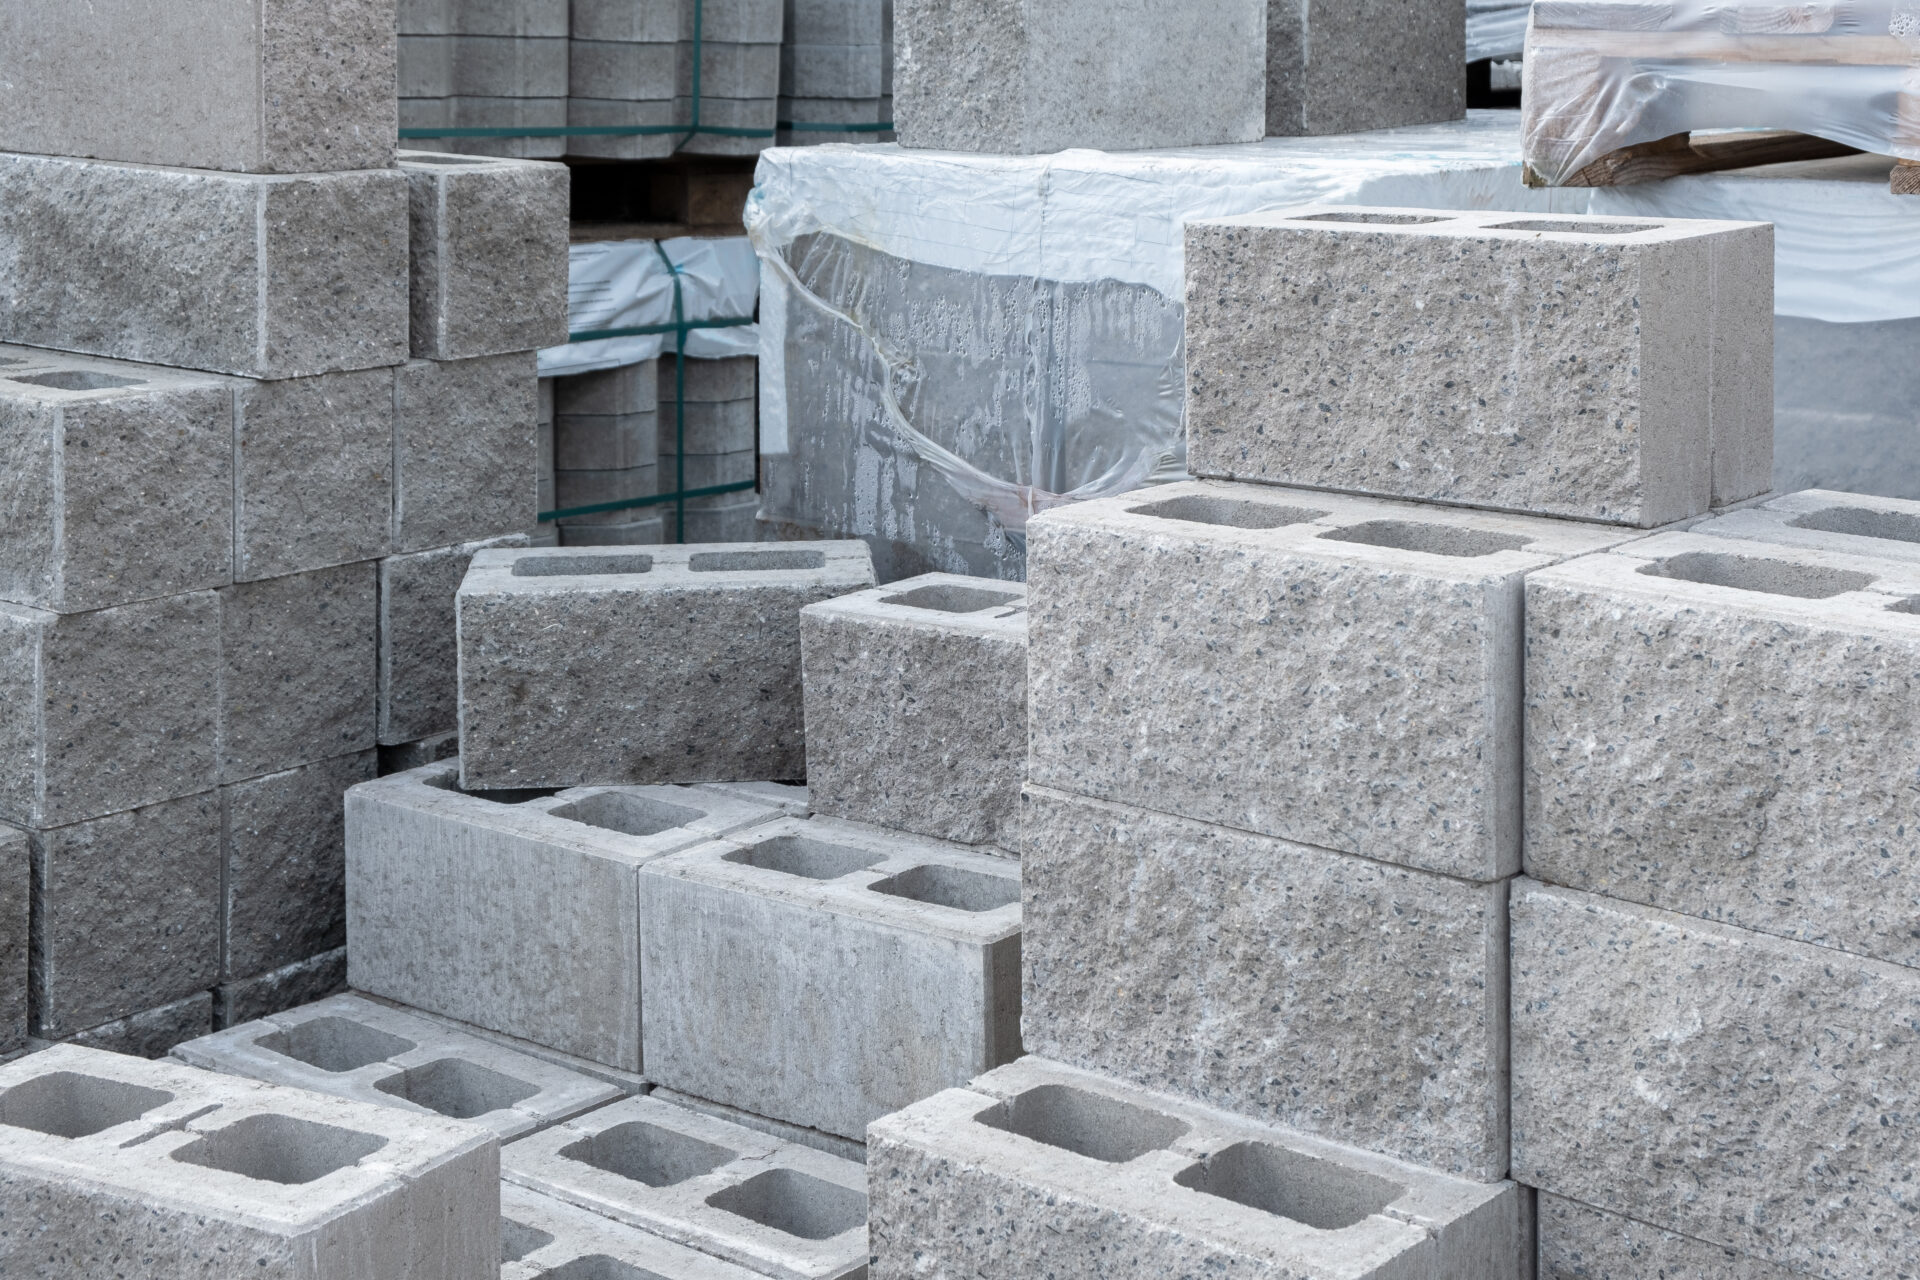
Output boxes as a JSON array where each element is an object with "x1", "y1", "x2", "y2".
[
  {"x1": 399, "y1": 151, "x2": 570, "y2": 360},
  {"x1": 503, "y1": 1181, "x2": 764, "y2": 1277},
  {"x1": 557, "y1": 411, "x2": 660, "y2": 470},
  {"x1": 800, "y1": 573, "x2": 1026, "y2": 847},
  {"x1": 215, "y1": 948, "x2": 348, "y2": 1030},
  {"x1": 455, "y1": 0, "x2": 570, "y2": 36},
  {"x1": 68, "y1": 992, "x2": 216, "y2": 1060},
  {"x1": 697, "y1": 780, "x2": 810, "y2": 816},
  {"x1": 1691, "y1": 486, "x2": 1920, "y2": 565},
  {"x1": 562, "y1": 97, "x2": 679, "y2": 161},
  {"x1": 1027, "y1": 480, "x2": 1631, "y2": 882},
  {"x1": 640, "y1": 817, "x2": 1021, "y2": 1140},
  {"x1": 173, "y1": 993, "x2": 622, "y2": 1140},
  {"x1": 446, "y1": 96, "x2": 570, "y2": 159},
  {"x1": 1184, "y1": 207, "x2": 1775, "y2": 526},
  {"x1": 0, "y1": 826, "x2": 26, "y2": 1056},
  {"x1": 781, "y1": 44, "x2": 884, "y2": 98},
  {"x1": 663, "y1": 491, "x2": 765, "y2": 545},
  {"x1": 394, "y1": 353, "x2": 539, "y2": 552},
  {"x1": 218, "y1": 564, "x2": 377, "y2": 783},
  {"x1": 1511, "y1": 879, "x2": 1920, "y2": 1278},
  {"x1": 665, "y1": 450, "x2": 757, "y2": 490},
  {"x1": 456, "y1": 542, "x2": 875, "y2": 789},
  {"x1": 346, "y1": 762, "x2": 784, "y2": 1071},
  {"x1": 380, "y1": 535, "x2": 530, "y2": 746},
  {"x1": 677, "y1": 40, "x2": 783, "y2": 99},
  {"x1": 569, "y1": 0, "x2": 680, "y2": 41},
  {"x1": 503, "y1": 1094, "x2": 868, "y2": 1280},
  {"x1": 1536, "y1": 1193, "x2": 1797, "y2": 1280},
  {"x1": 0, "y1": 154, "x2": 409, "y2": 379},
  {"x1": 0, "y1": 348, "x2": 232, "y2": 613},
  {"x1": 554, "y1": 466, "x2": 659, "y2": 525},
  {"x1": 400, "y1": 34, "x2": 456, "y2": 97},
  {"x1": 1267, "y1": 0, "x2": 1464, "y2": 136},
  {"x1": 669, "y1": 95, "x2": 780, "y2": 157},
  {"x1": 870, "y1": 1057, "x2": 1524, "y2": 1280},
  {"x1": 0, "y1": 1045, "x2": 498, "y2": 1279},
  {"x1": 567, "y1": 39, "x2": 679, "y2": 100},
  {"x1": 783, "y1": 0, "x2": 883, "y2": 46},
  {"x1": 558, "y1": 517, "x2": 668, "y2": 547},
  {"x1": 677, "y1": 0, "x2": 786, "y2": 43},
  {"x1": 0, "y1": 0, "x2": 396, "y2": 173},
  {"x1": 451, "y1": 34, "x2": 570, "y2": 97},
  {"x1": 1022, "y1": 786, "x2": 1511, "y2": 1182},
  {"x1": 662, "y1": 354, "x2": 757, "y2": 403},
  {"x1": 649, "y1": 1088, "x2": 867, "y2": 1165},
  {"x1": 1526, "y1": 529, "x2": 1920, "y2": 969},
  {"x1": 658, "y1": 400, "x2": 754, "y2": 454},
  {"x1": 559, "y1": 363, "x2": 660, "y2": 416}
]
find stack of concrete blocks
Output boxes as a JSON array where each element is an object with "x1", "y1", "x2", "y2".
[
  {"x1": 660, "y1": 355, "x2": 764, "y2": 542},
  {"x1": 400, "y1": 0, "x2": 571, "y2": 159},
  {"x1": 672, "y1": 0, "x2": 787, "y2": 157},
  {"x1": 553, "y1": 361, "x2": 666, "y2": 546},
  {"x1": 778, "y1": 0, "x2": 892, "y2": 146}
]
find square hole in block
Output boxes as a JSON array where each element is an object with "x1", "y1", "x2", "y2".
[
  {"x1": 502, "y1": 1219, "x2": 556, "y2": 1264},
  {"x1": 706, "y1": 1168, "x2": 866, "y2": 1240},
  {"x1": 171, "y1": 1113, "x2": 388, "y2": 1186},
  {"x1": 422, "y1": 774, "x2": 560, "y2": 804},
  {"x1": 0, "y1": 1072, "x2": 173, "y2": 1139},
  {"x1": 881, "y1": 584, "x2": 1023, "y2": 613},
  {"x1": 1129, "y1": 495, "x2": 1326, "y2": 530},
  {"x1": 1487, "y1": 219, "x2": 1662, "y2": 235},
  {"x1": 869, "y1": 864, "x2": 1020, "y2": 913},
  {"x1": 688, "y1": 549, "x2": 825, "y2": 573},
  {"x1": 1174, "y1": 1141, "x2": 1402, "y2": 1231},
  {"x1": 1639, "y1": 551, "x2": 1874, "y2": 600},
  {"x1": 1789, "y1": 505, "x2": 1920, "y2": 545},
  {"x1": 551, "y1": 792, "x2": 706, "y2": 837},
  {"x1": 560, "y1": 1120, "x2": 734, "y2": 1188},
  {"x1": 546, "y1": 1258, "x2": 673, "y2": 1280},
  {"x1": 974, "y1": 1084, "x2": 1188, "y2": 1164},
  {"x1": 1318, "y1": 520, "x2": 1531, "y2": 558},
  {"x1": 724, "y1": 834, "x2": 885, "y2": 880},
  {"x1": 255, "y1": 1017, "x2": 417, "y2": 1073},
  {"x1": 12, "y1": 370, "x2": 145, "y2": 392},
  {"x1": 512, "y1": 554, "x2": 654, "y2": 577},
  {"x1": 374, "y1": 1058, "x2": 539, "y2": 1120},
  {"x1": 1292, "y1": 212, "x2": 1453, "y2": 225}
]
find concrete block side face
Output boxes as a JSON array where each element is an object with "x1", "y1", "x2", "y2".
[
  {"x1": 379, "y1": 536, "x2": 528, "y2": 745},
  {"x1": 260, "y1": 171, "x2": 412, "y2": 378},
  {"x1": 1536, "y1": 1193, "x2": 1798, "y2": 1280},
  {"x1": 1623, "y1": 236, "x2": 1715, "y2": 527},
  {"x1": 0, "y1": 609, "x2": 43, "y2": 822},
  {"x1": 259, "y1": 0, "x2": 400, "y2": 173},
  {"x1": 0, "y1": 827, "x2": 27, "y2": 1054},
  {"x1": 440, "y1": 163, "x2": 571, "y2": 358},
  {"x1": 0, "y1": 400, "x2": 59, "y2": 612},
  {"x1": 501, "y1": 1182, "x2": 769, "y2": 1279},
  {"x1": 215, "y1": 948, "x2": 348, "y2": 1030},
  {"x1": 393, "y1": 354, "x2": 538, "y2": 552},
  {"x1": 67, "y1": 991, "x2": 216, "y2": 1060},
  {"x1": 1268, "y1": 0, "x2": 1465, "y2": 137},
  {"x1": 1708, "y1": 224, "x2": 1776, "y2": 507},
  {"x1": 0, "y1": 1171, "x2": 312, "y2": 1278},
  {"x1": 892, "y1": 0, "x2": 1029, "y2": 151}
]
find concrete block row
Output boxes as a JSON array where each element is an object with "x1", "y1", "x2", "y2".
[
  {"x1": 404, "y1": 34, "x2": 570, "y2": 99},
  {"x1": 502, "y1": 1181, "x2": 764, "y2": 1279},
  {"x1": 402, "y1": 0, "x2": 569, "y2": 37},
  {"x1": 659, "y1": 399, "x2": 756, "y2": 455}
]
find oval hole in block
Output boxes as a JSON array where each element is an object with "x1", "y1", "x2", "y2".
[
  {"x1": 256, "y1": 1017, "x2": 417, "y2": 1073},
  {"x1": 869, "y1": 864, "x2": 1020, "y2": 913},
  {"x1": 501, "y1": 1219, "x2": 556, "y2": 1264},
  {"x1": 1789, "y1": 505, "x2": 1920, "y2": 545},
  {"x1": 546, "y1": 1258, "x2": 673, "y2": 1280},
  {"x1": 1173, "y1": 1141, "x2": 1402, "y2": 1231},
  {"x1": 171, "y1": 1113, "x2": 388, "y2": 1185},
  {"x1": 1319, "y1": 520, "x2": 1531, "y2": 558},
  {"x1": 724, "y1": 835, "x2": 885, "y2": 880},
  {"x1": 512, "y1": 554, "x2": 654, "y2": 577},
  {"x1": 706, "y1": 1168, "x2": 866, "y2": 1240},
  {"x1": 1292, "y1": 212, "x2": 1453, "y2": 225},
  {"x1": 1487, "y1": 219, "x2": 1662, "y2": 235},
  {"x1": 12, "y1": 370, "x2": 145, "y2": 392},
  {"x1": 560, "y1": 1120, "x2": 734, "y2": 1188},
  {"x1": 374, "y1": 1058, "x2": 539, "y2": 1120},
  {"x1": 688, "y1": 549, "x2": 826, "y2": 573},
  {"x1": 0, "y1": 1072, "x2": 174, "y2": 1139},
  {"x1": 550, "y1": 792, "x2": 706, "y2": 837},
  {"x1": 1639, "y1": 551, "x2": 1874, "y2": 600},
  {"x1": 1130, "y1": 495, "x2": 1327, "y2": 530},
  {"x1": 882, "y1": 584, "x2": 1023, "y2": 613},
  {"x1": 974, "y1": 1084, "x2": 1189, "y2": 1164}
]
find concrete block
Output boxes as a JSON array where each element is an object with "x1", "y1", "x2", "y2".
[
  {"x1": 669, "y1": 96, "x2": 780, "y2": 157},
  {"x1": 0, "y1": 0, "x2": 396, "y2": 174},
  {"x1": 346, "y1": 762, "x2": 784, "y2": 1070},
  {"x1": 1184, "y1": 207, "x2": 1775, "y2": 526},
  {"x1": 0, "y1": 1044, "x2": 498, "y2": 1279},
  {"x1": 781, "y1": 44, "x2": 885, "y2": 98},
  {"x1": 215, "y1": 948, "x2": 349, "y2": 1030},
  {"x1": 400, "y1": 34, "x2": 456, "y2": 97},
  {"x1": 455, "y1": 0, "x2": 570, "y2": 36},
  {"x1": 650, "y1": 1088, "x2": 867, "y2": 1165},
  {"x1": 639, "y1": 817, "x2": 1021, "y2": 1140},
  {"x1": 697, "y1": 780, "x2": 810, "y2": 816},
  {"x1": 380, "y1": 535, "x2": 530, "y2": 746},
  {"x1": 564, "y1": 98, "x2": 680, "y2": 161},
  {"x1": 0, "y1": 154, "x2": 409, "y2": 380},
  {"x1": 783, "y1": 0, "x2": 884, "y2": 46},
  {"x1": 569, "y1": 0, "x2": 680, "y2": 41},
  {"x1": 800, "y1": 573, "x2": 1026, "y2": 847},
  {"x1": 665, "y1": 451, "x2": 757, "y2": 491},
  {"x1": 1022, "y1": 786, "x2": 1511, "y2": 1182},
  {"x1": 1027, "y1": 479, "x2": 1630, "y2": 882},
  {"x1": 222, "y1": 753, "x2": 377, "y2": 981},
  {"x1": 173, "y1": 993, "x2": 622, "y2": 1140},
  {"x1": 560, "y1": 517, "x2": 669, "y2": 547},
  {"x1": 677, "y1": 40, "x2": 783, "y2": 99},
  {"x1": 560, "y1": 363, "x2": 660, "y2": 416},
  {"x1": 0, "y1": 827, "x2": 26, "y2": 1056},
  {"x1": 658, "y1": 398, "x2": 756, "y2": 455},
  {"x1": 663, "y1": 354, "x2": 757, "y2": 403},
  {"x1": 445, "y1": 96, "x2": 570, "y2": 159},
  {"x1": 1536, "y1": 1193, "x2": 1796, "y2": 1280},
  {"x1": 1267, "y1": 1, "x2": 1464, "y2": 136},
  {"x1": 503, "y1": 1094, "x2": 868, "y2": 1280},
  {"x1": 663, "y1": 491, "x2": 766, "y2": 545},
  {"x1": 568, "y1": 39, "x2": 680, "y2": 100},
  {"x1": 68, "y1": 992, "x2": 216, "y2": 1060},
  {"x1": 366, "y1": 996, "x2": 651, "y2": 1096},
  {"x1": 394, "y1": 354, "x2": 538, "y2": 552},
  {"x1": 1692, "y1": 486, "x2": 1920, "y2": 564},
  {"x1": 456, "y1": 542, "x2": 875, "y2": 789},
  {"x1": 399, "y1": 151, "x2": 570, "y2": 360},
  {"x1": 869, "y1": 1057, "x2": 1524, "y2": 1280},
  {"x1": 503, "y1": 1181, "x2": 765, "y2": 1278},
  {"x1": 1511, "y1": 879, "x2": 1920, "y2": 1278},
  {"x1": 0, "y1": 593, "x2": 219, "y2": 827},
  {"x1": 451, "y1": 34, "x2": 570, "y2": 97},
  {"x1": 558, "y1": 411, "x2": 660, "y2": 470},
  {"x1": 218, "y1": 564, "x2": 377, "y2": 783},
  {"x1": 554, "y1": 466, "x2": 659, "y2": 525},
  {"x1": 1526, "y1": 529, "x2": 1920, "y2": 968},
  {"x1": 0, "y1": 348, "x2": 232, "y2": 613}
]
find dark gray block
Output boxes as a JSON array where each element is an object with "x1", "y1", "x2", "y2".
[
  {"x1": 394, "y1": 354, "x2": 538, "y2": 553},
  {"x1": 213, "y1": 948, "x2": 348, "y2": 1030}
]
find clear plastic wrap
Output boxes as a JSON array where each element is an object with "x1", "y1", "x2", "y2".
[{"x1": 1468, "y1": 0, "x2": 1534, "y2": 62}]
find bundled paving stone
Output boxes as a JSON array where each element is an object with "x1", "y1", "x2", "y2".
[
  {"x1": 401, "y1": 0, "x2": 571, "y2": 159},
  {"x1": 778, "y1": 0, "x2": 890, "y2": 146},
  {"x1": 659, "y1": 354, "x2": 763, "y2": 543},
  {"x1": 555, "y1": 362, "x2": 662, "y2": 541}
]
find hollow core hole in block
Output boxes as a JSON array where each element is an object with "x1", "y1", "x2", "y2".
[
  {"x1": 0, "y1": 1072, "x2": 174, "y2": 1139},
  {"x1": 551, "y1": 792, "x2": 706, "y2": 838},
  {"x1": 374, "y1": 1058, "x2": 539, "y2": 1120},
  {"x1": 560, "y1": 1120, "x2": 735, "y2": 1188},
  {"x1": 706, "y1": 1168, "x2": 867, "y2": 1241},
  {"x1": 546, "y1": 1259, "x2": 673, "y2": 1280},
  {"x1": 881, "y1": 584, "x2": 1024, "y2": 613},
  {"x1": 255, "y1": 1017, "x2": 417, "y2": 1073},
  {"x1": 1318, "y1": 520, "x2": 1531, "y2": 558},
  {"x1": 869, "y1": 864, "x2": 1020, "y2": 913},
  {"x1": 11, "y1": 370, "x2": 145, "y2": 392},
  {"x1": 1129, "y1": 495, "x2": 1327, "y2": 530},
  {"x1": 688, "y1": 549, "x2": 826, "y2": 573},
  {"x1": 1292, "y1": 212, "x2": 1453, "y2": 225},
  {"x1": 422, "y1": 773, "x2": 560, "y2": 804},
  {"x1": 724, "y1": 834, "x2": 886, "y2": 880},
  {"x1": 1638, "y1": 551, "x2": 1874, "y2": 600},
  {"x1": 1173, "y1": 1141, "x2": 1402, "y2": 1231},
  {"x1": 501, "y1": 1219, "x2": 556, "y2": 1264},
  {"x1": 974, "y1": 1084, "x2": 1189, "y2": 1164},
  {"x1": 512, "y1": 554, "x2": 654, "y2": 577},
  {"x1": 171, "y1": 1113, "x2": 388, "y2": 1186},
  {"x1": 1789, "y1": 505, "x2": 1920, "y2": 546},
  {"x1": 1486, "y1": 219, "x2": 1662, "y2": 235},
  {"x1": 1889, "y1": 596, "x2": 1920, "y2": 615}
]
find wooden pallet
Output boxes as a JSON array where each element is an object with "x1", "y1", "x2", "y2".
[{"x1": 1524, "y1": 129, "x2": 1918, "y2": 193}]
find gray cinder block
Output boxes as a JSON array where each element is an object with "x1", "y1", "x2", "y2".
[
  {"x1": 649, "y1": 1087, "x2": 867, "y2": 1164},
  {"x1": 0, "y1": 825, "x2": 26, "y2": 1055},
  {"x1": 398, "y1": 151, "x2": 570, "y2": 361},
  {"x1": 1266, "y1": 1, "x2": 1465, "y2": 137},
  {"x1": 68, "y1": 991, "x2": 216, "y2": 1060},
  {"x1": 556, "y1": 412, "x2": 659, "y2": 470},
  {"x1": 697, "y1": 779, "x2": 810, "y2": 816},
  {"x1": 0, "y1": 154, "x2": 409, "y2": 380},
  {"x1": 380, "y1": 535, "x2": 530, "y2": 746},
  {"x1": 553, "y1": 466, "x2": 659, "y2": 526},
  {"x1": 394, "y1": 354, "x2": 538, "y2": 552},
  {"x1": 455, "y1": 542, "x2": 875, "y2": 789},
  {"x1": 1536, "y1": 1193, "x2": 1796, "y2": 1280},
  {"x1": 346, "y1": 762, "x2": 784, "y2": 1071},
  {"x1": 0, "y1": 1044, "x2": 498, "y2": 1279},
  {"x1": 1185, "y1": 208, "x2": 1775, "y2": 526},
  {"x1": 503, "y1": 1094, "x2": 868, "y2": 1280},
  {"x1": 639, "y1": 816, "x2": 1022, "y2": 1140},
  {"x1": 173, "y1": 993, "x2": 622, "y2": 1140},
  {"x1": 800, "y1": 573, "x2": 1027, "y2": 847},
  {"x1": 1526, "y1": 530, "x2": 1920, "y2": 968},
  {"x1": 658, "y1": 398, "x2": 756, "y2": 456},
  {"x1": 1511, "y1": 879, "x2": 1920, "y2": 1278},
  {"x1": 1692, "y1": 487, "x2": 1920, "y2": 565},
  {"x1": 451, "y1": 34, "x2": 570, "y2": 97},
  {"x1": 502, "y1": 1181, "x2": 764, "y2": 1278},
  {"x1": 234, "y1": 370, "x2": 395, "y2": 580},
  {"x1": 662, "y1": 354, "x2": 757, "y2": 404},
  {"x1": 893, "y1": 0, "x2": 1265, "y2": 153},
  {"x1": 215, "y1": 948, "x2": 348, "y2": 1030},
  {"x1": 1026, "y1": 480, "x2": 1630, "y2": 882},
  {"x1": 0, "y1": 0, "x2": 397, "y2": 174},
  {"x1": 1022, "y1": 786, "x2": 1510, "y2": 1181},
  {"x1": 869, "y1": 1057, "x2": 1524, "y2": 1280}
]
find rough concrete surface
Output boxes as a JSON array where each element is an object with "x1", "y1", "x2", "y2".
[
  {"x1": 1536, "y1": 1193, "x2": 1798, "y2": 1280},
  {"x1": 1266, "y1": 1, "x2": 1464, "y2": 136},
  {"x1": 394, "y1": 354, "x2": 538, "y2": 553},
  {"x1": 379, "y1": 535, "x2": 529, "y2": 745}
]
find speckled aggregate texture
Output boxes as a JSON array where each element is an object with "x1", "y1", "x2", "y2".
[
  {"x1": 379, "y1": 535, "x2": 529, "y2": 745},
  {"x1": 1536, "y1": 1193, "x2": 1799, "y2": 1280},
  {"x1": 68, "y1": 990, "x2": 216, "y2": 1058},
  {"x1": 1184, "y1": 208, "x2": 1774, "y2": 525},
  {"x1": 393, "y1": 353, "x2": 538, "y2": 552},
  {"x1": 1266, "y1": 1, "x2": 1464, "y2": 136},
  {"x1": 0, "y1": 825, "x2": 27, "y2": 1054},
  {"x1": 1511, "y1": 879, "x2": 1920, "y2": 1279}
]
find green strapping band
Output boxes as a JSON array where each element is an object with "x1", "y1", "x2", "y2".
[{"x1": 538, "y1": 479, "x2": 755, "y2": 522}]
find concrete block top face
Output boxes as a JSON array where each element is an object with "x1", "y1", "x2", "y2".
[
  {"x1": 501, "y1": 1182, "x2": 764, "y2": 1280},
  {"x1": 0, "y1": 0, "x2": 398, "y2": 174},
  {"x1": 695, "y1": 780, "x2": 811, "y2": 817},
  {"x1": 800, "y1": 571, "x2": 1029, "y2": 640},
  {"x1": 1692, "y1": 486, "x2": 1920, "y2": 567},
  {"x1": 869, "y1": 1056, "x2": 1521, "y2": 1280},
  {"x1": 1185, "y1": 206, "x2": 1775, "y2": 527},
  {"x1": 461, "y1": 542, "x2": 877, "y2": 601},
  {"x1": 502, "y1": 1094, "x2": 869, "y2": 1280},
  {"x1": 170, "y1": 993, "x2": 623, "y2": 1141},
  {"x1": 1026, "y1": 479, "x2": 1633, "y2": 882}
]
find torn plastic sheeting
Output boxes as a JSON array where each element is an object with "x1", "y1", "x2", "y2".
[
  {"x1": 537, "y1": 236, "x2": 761, "y2": 378},
  {"x1": 1467, "y1": 0, "x2": 1532, "y2": 62}
]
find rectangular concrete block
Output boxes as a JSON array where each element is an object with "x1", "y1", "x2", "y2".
[
  {"x1": 1525, "y1": 529, "x2": 1920, "y2": 969},
  {"x1": 503, "y1": 1094, "x2": 868, "y2": 1280},
  {"x1": 800, "y1": 573, "x2": 1027, "y2": 847},
  {"x1": 451, "y1": 33, "x2": 570, "y2": 96},
  {"x1": 1536, "y1": 1193, "x2": 1797, "y2": 1280},
  {"x1": 234, "y1": 370, "x2": 395, "y2": 580},
  {"x1": 394, "y1": 353, "x2": 539, "y2": 552},
  {"x1": 658, "y1": 398, "x2": 757, "y2": 455},
  {"x1": 1023, "y1": 786, "x2": 1510, "y2": 1182},
  {"x1": 1027, "y1": 479, "x2": 1631, "y2": 882},
  {"x1": 0, "y1": 1044, "x2": 498, "y2": 1279},
  {"x1": 215, "y1": 948, "x2": 348, "y2": 1030},
  {"x1": 1511, "y1": 879, "x2": 1920, "y2": 1278},
  {"x1": 663, "y1": 492, "x2": 765, "y2": 545},
  {"x1": 380, "y1": 535, "x2": 530, "y2": 745},
  {"x1": 1185, "y1": 208, "x2": 1775, "y2": 526},
  {"x1": 0, "y1": 826, "x2": 26, "y2": 1056},
  {"x1": 346, "y1": 762, "x2": 784, "y2": 1071},
  {"x1": 1692, "y1": 486, "x2": 1920, "y2": 565},
  {"x1": 869, "y1": 1057, "x2": 1524, "y2": 1280},
  {"x1": 173, "y1": 993, "x2": 622, "y2": 1140},
  {"x1": 663, "y1": 354, "x2": 757, "y2": 404},
  {"x1": 1266, "y1": 1, "x2": 1465, "y2": 136},
  {"x1": 557, "y1": 411, "x2": 660, "y2": 470},
  {"x1": 0, "y1": 154, "x2": 409, "y2": 379},
  {"x1": 68, "y1": 991, "x2": 217, "y2": 1060},
  {"x1": 456, "y1": 542, "x2": 875, "y2": 789},
  {"x1": 503, "y1": 1181, "x2": 764, "y2": 1278}
]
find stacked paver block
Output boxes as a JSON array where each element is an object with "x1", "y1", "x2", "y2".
[
  {"x1": 456, "y1": 542, "x2": 875, "y2": 789},
  {"x1": 566, "y1": 0, "x2": 681, "y2": 160},
  {"x1": 534, "y1": 377, "x2": 559, "y2": 544},
  {"x1": 503, "y1": 1180, "x2": 765, "y2": 1278},
  {"x1": 778, "y1": 0, "x2": 890, "y2": 146},
  {"x1": 554, "y1": 361, "x2": 666, "y2": 545},
  {"x1": 659, "y1": 354, "x2": 763, "y2": 543},
  {"x1": 1265, "y1": 1, "x2": 1466, "y2": 136},
  {"x1": 670, "y1": 0, "x2": 787, "y2": 158},
  {"x1": 400, "y1": 0, "x2": 571, "y2": 159}
]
